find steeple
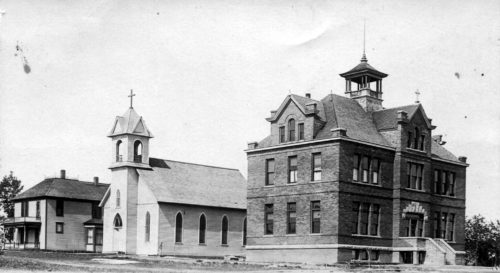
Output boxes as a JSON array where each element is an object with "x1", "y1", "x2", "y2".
[{"x1": 339, "y1": 23, "x2": 388, "y2": 112}]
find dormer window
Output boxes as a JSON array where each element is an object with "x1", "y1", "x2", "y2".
[
  {"x1": 407, "y1": 132, "x2": 413, "y2": 148},
  {"x1": 279, "y1": 126, "x2": 285, "y2": 143},
  {"x1": 419, "y1": 135, "x2": 425, "y2": 151},
  {"x1": 413, "y1": 128, "x2": 419, "y2": 149},
  {"x1": 288, "y1": 119, "x2": 296, "y2": 141},
  {"x1": 298, "y1": 123, "x2": 304, "y2": 140}
]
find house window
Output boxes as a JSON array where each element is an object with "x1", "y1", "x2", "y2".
[
  {"x1": 352, "y1": 202, "x2": 360, "y2": 234},
  {"x1": 21, "y1": 201, "x2": 29, "y2": 217},
  {"x1": 404, "y1": 213, "x2": 424, "y2": 237},
  {"x1": 407, "y1": 162, "x2": 423, "y2": 190},
  {"x1": 145, "y1": 212, "x2": 151, "y2": 242},
  {"x1": 360, "y1": 203, "x2": 370, "y2": 235},
  {"x1": 419, "y1": 135, "x2": 425, "y2": 150},
  {"x1": 312, "y1": 153, "x2": 322, "y2": 181},
  {"x1": 199, "y1": 214, "x2": 206, "y2": 244},
  {"x1": 113, "y1": 214, "x2": 123, "y2": 228},
  {"x1": 414, "y1": 128, "x2": 419, "y2": 149},
  {"x1": 371, "y1": 250, "x2": 380, "y2": 261},
  {"x1": 448, "y1": 172, "x2": 456, "y2": 196},
  {"x1": 441, "y1": 171, "x2": 448, "y2": 195},
  {"x1": 407, "y1": 131, "x2": 413, "y2": 148},
  {"x1": 87, "y1": 228, "x2": 94, "y2": 244},
  {"x1": 175, "y1": 212, "x2": 183, "y2": 243},
  {"x1": 221, "y1": 216, "x2": 228, "y2": 245},
  {"x1": 353, "y1": 202, "x2": 380, "y2": 236},
  {"x1": 440, "y1": 212, "x2": 448, "y2": 239},
  {"x1": 56, "y1": 199, "x2": 64, "y2": 217},
  {"x1": 116, "y1": 190, "x2": 121, "y2": 208},
  {"x1": 435, "y1": 170, "x2": 456, "y2": 196},
  {"x1": 92, "y1": 202, "x2": 102, "y2": 219},
  {"x1": 361, "y1": 156, "x2": 370, "y2": 183},
  {"x1": 353, "y1": 154, "x2": 360, "y2": 181},
  {"x1": 311, "y1": 201, "x2": 321, "y2": 234},
  {"x1": 279, "y1": 126, "x2": 285, "y2": 143},
  {"x1": 36, "y1": 201, "x2": 40, "y2": 218},
  {"x1": 265, "y1": 159, "x2": 275, "y2": 186},
  {"x1": 264, "y1": 204, "x2": 273, "y2": 235},
  {"x1": 448, "y1": 214, "x2": 455, "y2": 241},
  {"x1": 371, "y1": 159, "x2": 380, "y2": 184},
  {"x1": 288, "y1": 119, "x2": 296, "y2": 141},
  {"x1": 134, "y1": 140, "x2": 143, "y2": 163},
  {"x1": 288, "y1": 156, "x2": 298, "y2": 183},
  {"x1": 370, "y1": 204, "x2": 380, "y2": 236},
  {"x1": 56, "y1": 222, "x2": 64, "y2": 234},
  {"x1": 116, "y1": 140, "x2": 123, "y2": 162},
  {"x1": 434, "y1": 211, "x2": 440, "y2": 238},
  {"x1": 287, "y1": 202, "x2": 296, "y2": 234},
  {"x1": 434, "y1": 170, "x2": 440, "y2": 194},
  {"x1": 95, "y1": 228, "x2": 103, "y2": 245},
  {"x1": 242, "y1": 217, "x2": 247, "y2": 246},
  {"x1": 298, "y1": 123, "x2": 304, "y2": 140}
]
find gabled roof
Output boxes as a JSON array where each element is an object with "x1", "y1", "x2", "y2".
[
  {"x1": 136, "y1": 158, "x2": 246, "y2": 210},
  {"x1": 372, "y1": 104, "x2": 420, "y2": 130},
  {"x1": 13, "y1": 178, "x2": 109, "y2": 201},
  {"x1": 266, "y1": 94, "x2": 325, "y2": 122},
  {"x1": 108, "y1": 107, "x2": 153, "y2": 138}
]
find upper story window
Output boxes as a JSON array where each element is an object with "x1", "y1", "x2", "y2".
[
  {"x1": 264, "y1": 204, "x2": 274, "y2": 235},
  {"x1": 407, "y1": 132, "x2": 413, "y2": 148},
  {"x1": 92, "y1": 202, "x2": 102, "y2": 219},
  {"x1": 311, "y1": 201, "x2": 321, "y2": 234},
  {"x1": 407, "y1": 128, "x2": 426, "y2": 151},
  {"x1": 279, "y1": 126, "x2": 285, "y2": 143},
  {"x1": 353, "y1": 154, "x2": 381, "y2": 185},
  {"x1": 56, "y1": 199, "x2": 64, "y2": 217},
  {"x1": 36, "y1": 201, "x2": 40, "y2": 218},
  {"x1": 134, "y1": 140, "x2": 143, "y2": 163},
  {"x1": 288, "y1": 119, "x2": 296, "y2": 141},
  {"x1": 312, "y1": 153, "x2": 322, "y2": 181},
  {"x1": 298, "y1": 123, "x2": 304, "y2": 140},
  {"x1": 265, "y1": 159, "x2": 275, "y2": 186},
  {"x1": 21, "y1": 201, "x2": 29, "y2": 217},
  {"x1": 413, "y1": 127, "x2": 420, "y2": 149},
  {"x1": 288, "y1": 156, "x2": 298, "y2": 183},
  {"x1": 116, "y1": 140, "x2": 123, "y2": 162},
  {"x1": 406, "y1": 162, "x2": 424, "y2": 190},
  {"x1": 116, "y1": 190, "x2": 121, "y2": 208},
  {"x1": 433, "y1": 169, "x2": 456, "y2": 196}
]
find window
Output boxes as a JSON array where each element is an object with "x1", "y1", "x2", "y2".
[
  {"x1": 287, "y1": 202, "x2": 296, "y2": 234},
  {"x1": 265, "y1": 159, "x2": 275, "y2": 186},
  {"x1": 407, "y1": 131, "x2": 413, "y2": 148},
  {"x1": 279, "y1": 126, "x2": 285, "y2": 143},
  {"x1": 311, "y1": 201, "x2": 321, "y2": 233},
  {"x1": 419, "y1": 135, "x2": 425, "y2": 150},
  {"x1": 371, "y1": 159, "x2": 380, "y2": 184},
  {"x1": 298, "y1": 123, "x2": 304, "y2": 140},
  {"x1": 175, "y1": 212, "x2": 183, "y2": 243},
  {"x1": 92, "y1": 202, "x2": 102, "y2": 219},
  {"x1": 221, "y1": 216, "x2": 228, "y2": 245},
  {"x1": 371, "y1": 250, "x2": 380, "y2": 261},
  {"x1": 440, "y1": 212, "x2": 448, "y2": 239},
  {"x1": 116, "y1": 140, "x2": 123, "y2": 162},
  {"x1": 353, "y1": 202, "x2": 380, "y2": 236},
  {"x1": 370, "y1": 204, "x2": 380, "y2": 236},
  {"x1": 406, "y1": 162, "x2": 423, "y2": 190},
  {"x1": 36, "y1": 201, "x2": 40, "y2": 218},
  {"x1": 21, "y1": 201, "x2": 29, "y2": 217},
  {"x1": 353, "y1": 154, "x2": 360, "y2": 181},
  {"x1": 288, "y1": 156, "x2": 298, "y2": 183},
  {"x1": 56, "y1": 222, "x2": 64, "y2": 234},
  {"x1": 56, "y1": 199, "x2": 64, "y2": 216},
  {"x1": 448, "y1": 214, "x2": 455, "y2": 241},
  {"x1": 448, "y1": 172, "x2": 456, "y2": 196},
  {"x1": 87, "y1": 228, "x2": 94, "y2": 244},
  {"x1": 199, "y1": 214, "x2": 206, "y2": 244},
  {"x1": 288, "y1": 119, "x2": 296, "y2": 141},
  {"x1": 312, "y1": 153, "x2": 322, "y2": 181},
  {"x1": 360, "y1": 203, "x2": 369, "y2": 235},
  {"x1": 361, "y1": 156, "x2": 369, "y2": 182},
  {"x1": 96, "y1": 228, "x2": 103, "y2": 245},
  {"x1": 134, "y1": 140, "x2": 143, "y2": 163},
  {"x1": 414, "y1": 128, "x2": 419, "y2": 149},
  {"x1": 145, "y1": 212, "x2": 150, "y2": 242},
  {"x1": 116, "y1": 190, "x2": 121, "y2": 208},
  {"x1": 441, "y1": 171, "x2": 448, "y2": 195},
  {"x1": 113, "y1": 214, "x2": 123, "y2": 228},
  {"x1": 435, "y1": 170, "x2": 456, "y2": 196},
  {"x1": 434, "y1": 211, "x2": 455, "y2": 241},
  {"x1": 242, "y1": 218, "x2": 247, "y2": 246},
  {"x1": 434, "y1": 212, "x2": 440, "y2": 238},
  {"x1": 404, "y1": 213, "x2": 424, "y2": 237},
  {"x1": 352, "y1": 202, "x2": 360, "y2": 234},
  {"x1": 264, "y1": 204, "x2": 274, "y2": 235},
  {"x1": 434, "y1": 170, "x2": 440, "y2": 194},
  {"x1": 352, "y1": 249, "x2": 370, "y2": 261}
]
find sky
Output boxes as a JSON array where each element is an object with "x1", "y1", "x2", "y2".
[{"x1": 0, "y1": 0, "x2": 499, "y2": 220}]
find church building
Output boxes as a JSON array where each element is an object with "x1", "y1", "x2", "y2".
[
  {"x1": 245, "y1": 52, "x2": 468, "y2": 265},
  {"x1": 100, "y1": 96, "x2": 247, "y2": 256}
]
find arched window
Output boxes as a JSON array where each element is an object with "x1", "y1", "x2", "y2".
[
  {"x1": 116, "y1": 190, "x2": 121, "y2": 208},
  {"x1": 116, "y1": 140, "x2": 123, "y2": 162},
  {"x1": 199, "y1": 214, "x2": 206, "y2": 244},
  {"x1": 134, "y1": 140, "x2": 143, "y2": 163},
  {"x1": 145, "y1": 212, "x2": 150, "y2": 242},
  {"x1": 175, "y1": 212, "x2": 183, "y2": 243},
  {"x1": 288, "y1": 119, "x2": 296, "y2": 141},
  {"x1": 242, "y1": 217, "x2": 247, "y2": 246},
  {"x1": 113, "y1": 214, "x2": 122, "y2": 228},
  {"x1": 414, "y1": 128, "x2": 419, "y2": 149},
  {"x1": 221, "y1": 216, "x2": 228, "y2": 245}
]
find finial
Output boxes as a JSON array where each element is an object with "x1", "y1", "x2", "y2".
[
  {"x1": 415, "y1": 89, "x2": 421, "y2": 103},
  {"x1": 128, "y1": 89, "x2": 136, "y2": 108},
  {"x1": 361, "y1": 19, "x2": 367, "y2": 63},
  {"x1": 288, "y1": 89, "x2": 292, "y2": 95}
]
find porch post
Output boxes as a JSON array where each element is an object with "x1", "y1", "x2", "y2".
[{"x1": 23, "y1": 224, "x2": 26, "y2": 248}]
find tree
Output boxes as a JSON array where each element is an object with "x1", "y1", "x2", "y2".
[
  {"x1": 465, "y1": 214, "x2": 500, "y2": 267},
  {"x1": 0, "y1": 171, "x2": 23, "y2": 217}
]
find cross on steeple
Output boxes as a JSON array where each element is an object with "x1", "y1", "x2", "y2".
[
  {"x1": 415, "y1": 89, "x2": 421, "y2": 103},
  {"x1": 128, "y1": 89, "x2": 136, "y2": 108}
]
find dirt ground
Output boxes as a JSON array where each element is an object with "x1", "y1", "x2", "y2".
[{"x1": 0, "y1": 250, "x2": 497, "y2": 273}]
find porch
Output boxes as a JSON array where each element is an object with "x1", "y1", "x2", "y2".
[{"x1": 2, "y1": 216, "x2": 41, "y2": 250}]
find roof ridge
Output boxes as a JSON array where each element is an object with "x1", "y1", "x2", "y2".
[
  {"x1": 150, "y1": 157, "x2": 240, "y2": 172},
  {"x1": 374, "y1": 103, "x2": 420, "y2": 112}
]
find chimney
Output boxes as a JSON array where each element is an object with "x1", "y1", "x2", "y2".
[
  {"x1": 93, "y1": 177, "x2": 99, "y2": 185},
  {"x1": 397, "y1": 110, "x2": 408, "y2": 123},
  {"x1": 458, "y1": 156, "x2": 467, "y2": 163},
  {"x1": 331, "y1": 128, "x2": 347, "y2": 137},
  {"x1": 60, "y1": 169, "x2": 66, "y2": 179},
  {"x1": 247, "y1": 141, "x2": 258, "y2": 150},
  {"x1": 305, "y1": 93, "x2": 311, "y2": 98}
]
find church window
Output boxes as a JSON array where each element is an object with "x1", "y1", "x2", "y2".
[
  {"x1": 286, "y1": 202, "x2": 296, "y2": 234},
  {"x1": 145, "y1": 212, "x2": 150, "y2": 242},
  {"x1": 221, "y1": 216, "x2": 228, "y2": 245},
  {"x1": 312, "y1": 153, "x2": 322, "y2": 181},
  {"x1": 116, "y1": 190, "x2": 121, "y2": 208},
  {"x1": 311, "y1": 201, "x2": 321, "y2": 234},
  {"x1": 264, "y1": 204, "x2": 273, "y2": 235},
  {"x1": 279, "y1": 126, "x2": 285, "y2": 143},
  {"x1": 242, "y1": 217, "x2": 247, "y2": 246},
  {"x1": 199, "y1": 214, "x2": 206, "y2": 244},
  {"x1": 56, "y1": 199, "x2": 64, "y2": 216},
  {"x1": 113, "y1": 214, "x2": 123, "y2": 228},
  {"x1": 288, "y1": 156, "x2": 297, "y2": 183},
  {"x1": 116, "y1": 140, "x2": 123, "y2": 162},
  {"x1": 265, "y1": 159, "x2": 275, "y2": 186},
  {"x1": 298, "y1": 123, "x2": 304, "y2": 140},
  {"x1": 288, "y1": 119, "x2": 296, "y2": 141},
  {"x1": 175, "y1": 212, "x2": 183, "y2": 243},
  {"x1": 133, "y1": 140, "x2": 143, "y2": 163},
  {"x1": 56, "y1": 222, "x2": 64, "y2": 234}
]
